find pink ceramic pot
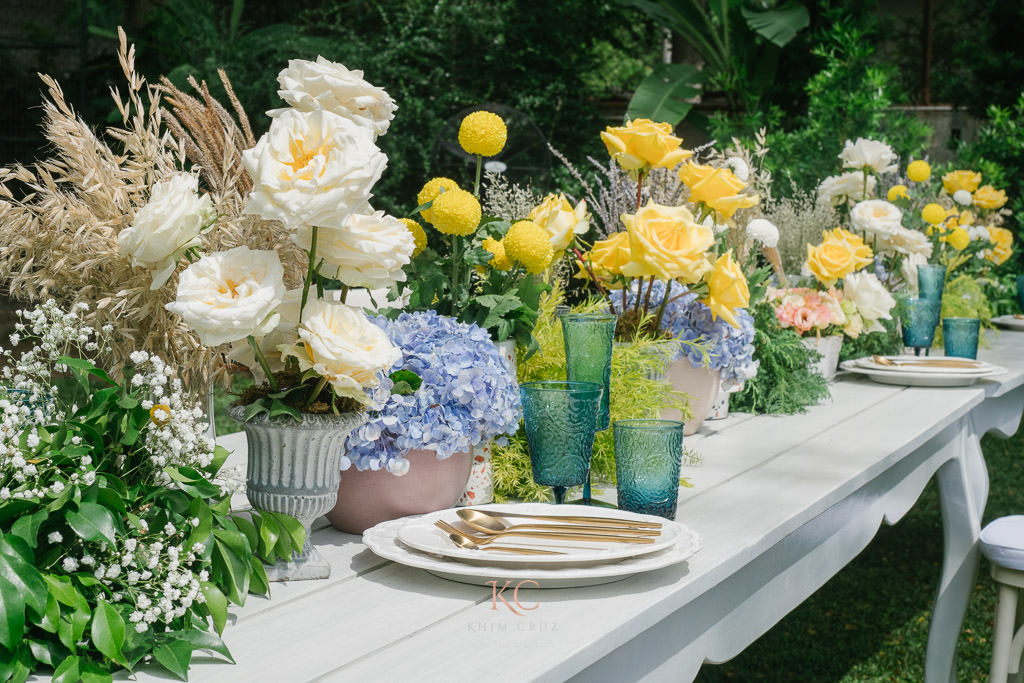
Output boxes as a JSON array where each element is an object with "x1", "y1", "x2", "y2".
[
  {"x1": 660, "y1": 360, "x2": 722, "y2": 436},
  {"x1": 326, "y1": 449, "x2": 473, "y2": 534}
]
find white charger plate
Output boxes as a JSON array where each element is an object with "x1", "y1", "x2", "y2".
[
  {"x1": 840, "y1": 358, "x2": 1006, "y2": 387},
  {"x1": 992, "y1": 314, "x2": 1024, "y2": 331},
  {"x1": 397, "y1": 503, "x2": 684, "y2": 569},
  {"x1": 363, "y1": 516, "x2": 702, "y2": 588}
]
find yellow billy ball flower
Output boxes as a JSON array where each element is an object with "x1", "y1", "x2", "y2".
[
  {"x1": 887, "y1": 184, "x2": 909, "y2": 201},
  {"x1": 399, "y1": 218, "x2": 428, "y2": 257},
  {"x1": 503, "y1": 221, "x2": 554, "y2": 274},
  {"x1": 427, "y1": 187, "x2": 481, "y2": 236},
  {"x1": 482, "y1": 237, "x2": 512, "y2": 271},
  {"x1": 458, "y1": 111, "x2": 507, "y2": 157},
  {"x1": 906, "y1": 160, "x2": 931, "y2": 183},
  {"x1": 921, "y1": 203, "x2": 947, "y2": 225},
  {"x1": 417, "y1": 177, "x2": 460, "y2": 223},
  {"x1": 943, "y1": 226, "x2": 970, "y2": 251}
]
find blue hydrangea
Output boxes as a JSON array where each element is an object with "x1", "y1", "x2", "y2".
[
  {"x1": 610, "y1": 279, "x2": 758, "y2": 385},
  {"x1": 344, "y1": 311, "x2": 521, "y2": 474}
]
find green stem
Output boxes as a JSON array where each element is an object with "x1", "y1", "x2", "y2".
[
  {"x1": 635, "y1": 168, "x2": 646, "y2": 212},
  {"x1": 452, "y1": 235, "x2": 461, "y2": 302},
  {"x1": 304, "y1": 376, "x2": 329, "y2": 409},
  {"x1": 300, "y1": 225, "x2": 319, "y2": 320},
  {"x1": 862, "y1": 169, "x2": 869, "y2": 200},
  {"x1": 340, "y1": 285, "x2": 349, "y2": 304},
  {"x1": 651, "y1": 283, "x2": 672, "y2": 334},
  {"x1": 248, "y1": 335, "x2": 279, "y2": 392},
  {"x1": 473, "y1": 155, "x2": 483, "y2": 199}
]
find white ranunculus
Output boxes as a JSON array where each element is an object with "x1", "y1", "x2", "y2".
[
  {"x1": 839, "y1": 138, "x2": 898, "y2": 175},
  {"x1": 900, "y1": 252, "x2": 928, "y2": 292},
  {"x1": 292, "y1": 210, "x2": 415, "y2": 290},
  {"x1": 527, "y1": 194, "x2": 589, "y2": 256},
  {"x1": 166, "y1": 246, "x2": 285, "y2": 346},
  {"x1": 271, "y1": 56, "x2": 397, "y2": 138},
  {"x1": 745, "y1": 218, "x2": 779, "y2": 247},
  {"x1": 279, "y1": 300, "x2": 401, "y2": 403},
  {"x1": 226, "y1": 287, "x2": 302, "y2": 381},
  {"x1": 968, "y1": 225, "x2": 991, "y2": 241},
  {"x1": 118, "y1": 173, "x2": 215, "y2": 290},
  {"x1": 724, "y1": 157, "x2": 750, "y2": 182},
  {"x1": 850, "y1": 199, "x2": 902, "y2": 240},
  {"x1": 242, "y1": 108, "x2": 387, "y2": 230},
  {"x1": 953, "y1": 189, "x2": 973, "y2": 206},
  {"x1": 817, "y1": 171, "x2": 877, "y2": 206},
  {"x1": 843, "y1": 271, "x2": 895, "y2": 334}
]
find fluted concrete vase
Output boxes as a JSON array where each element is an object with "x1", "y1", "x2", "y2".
[{"x1": 227, "y1": 406, "x2": 365, "y2": 581}]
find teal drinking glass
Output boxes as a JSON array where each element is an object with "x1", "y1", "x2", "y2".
[
  {"x1": 613, "y1": 419, "x2": 685, "y2": 519},
  {"x1": 520, "y1": 381, "x2": 603, "y2": 504},
  {"x1": 917, "y1": 264, "x2": 946, "y2": 310},
  {"x1": 942, "y1": 317, "x2": 980, "y2": 359},
  {"x1": 1016, "y1": 274, "x2": 1024, "y2": 312},
  {"x1": 899, "y1": 297, "x2": 939, "y2": 356},
  {"x1": 560, "y1": 313, "x2": 616, "y2": 431}
]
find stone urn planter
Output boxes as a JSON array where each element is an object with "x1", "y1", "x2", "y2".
[
  {"x1": 227, "y1": 405, "x2": 365, "y2": 581},
  {"x1": 801, "y1": 334, "x2": 843, "y2": 381}
]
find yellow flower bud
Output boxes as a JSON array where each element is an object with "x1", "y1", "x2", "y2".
[
  {"x1": 458, "y1": 111, "x2": 507, "y2": 157},
  {"x1": 582, "y1": 231, "x2": 632, "y2": 281},
  {"x1": 482, "y1": 236, "x2": 512, "y2": 271},
  {"x1": 943, "y1": 226, "x2": 970, "y2": 251},
  {"x1": 887, "y1": 184, "x2": 909, "y2": 201},
  {"x1": 417, "y1": 177, "x2": 460, "y2": 223},
  {"x1": 921, "y1": 203, "x2": 947, "y2": 225},
  {"x1": 399, "y1": 218, "x2": 428, "y2": 258},
  {"x1": 427, "y1": 188, "x2": 481, "y2": 236},
  {"x1": 503, "y1": 221, "x2": 554, "y2": 274},
  {"x1": 906, "y1": 160, "x2": 931, "y2": 183}
]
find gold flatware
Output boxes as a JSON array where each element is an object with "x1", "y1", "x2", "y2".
[
  {"x1": 457, "y1": 508, "x2": 662, "y2": 530},
  {"x1": 446, "y1": 533, "x2": 567, "y2": 555},
  {"x1": 433, "y1": 520, "x2": 654, "y2": 545},
  {"x1": 870, "y1": 354, "x2": 981, "y2": 369},
  {"x1": 456, "y1": 509, "x2": 661, "y2": 537}
]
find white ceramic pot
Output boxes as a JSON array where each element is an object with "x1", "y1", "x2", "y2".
[
  {"x1": 227, "y1": 406, "x2": 365, "y2": 581},
  {"x1": 707, "y1": 380, "x2": 741, "y2": 421},
  {"x1": 801, "y1": 334, "x2": 843, "y2": 381},
  {"x1": 660, "y1": 360, "x2": 722, "y2": 436}
]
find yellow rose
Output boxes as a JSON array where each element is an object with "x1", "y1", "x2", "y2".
[
  {"x1": 482, "y1": 236, "x2": 512, "y2": 271},
  {"x1": 887, "y1": 184, "x2": 908, "y2": 201},
  {"x1": 942, "y1": 226, "x2": 970, "y2": 251},
  {"x1": 582, "y1": 231, "x2": 632, "y2": 281},
  {"x1": 619, "y1": 200, "x2": 714, "y2": 283},
  {"x1": 600, "y1": 119, "x2": 692, "y2": 172},
  {"x1": 527, "y1": 193, "x2": 589, "y2": 257},
  {"x1": 983, "y1": 226, "x2": 1014, "y2": 264},
  {"x1": 805, "y1": 228, "x2": 874, "y2": 288},
  {"x1": 972, "y1": 185, "x2": 1007, "y2": 210},
  {"x1": 702, "y1": 251, "x2": 749, "y2": 328},
  {"x1": 906, "y1": 160, "x2": 931, "y2": 183},
  {"x1": 942, "y1": 169, "x2": 982, "y2": 194},
  {"x1": 678, "y1": 163, "x2": 759, "y2": 218},
  {"x1": 921, "y1": 203, "x2": 947, "y2": 225}
]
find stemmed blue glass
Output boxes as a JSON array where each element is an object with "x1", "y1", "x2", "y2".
[
  {"x1": 1016, "y1": 275, "x2": 1024, "y2": 312},
  {"x1": 900, "y1": 297, "x2": 939, "y2": 356}
]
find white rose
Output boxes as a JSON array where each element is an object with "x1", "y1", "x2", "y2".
[
  {"x1": 952, "y1": 189, "x2": 973, "y2": 206},
  {"x1": 279, "y1": 300, "x2": 401, "y2": 404},
  {"x1": 271, "y1": 56, "x2": 397, "y2": 138},
  {"x1": 242, "y1": 109, "x2": 387, "y2": 230},
  {"x1": 226, "y1": 288, "x2": 302, "y2": 381},
  {"x1": 165, "y1": 246, "x2": 285, "y2": 346},
  {"x1": 526, "y1": 194, "x2": 589, "y2": 256},
  {"x1": 293, "y1": 210, "x2": 415, "y2": 290},
  {"x1": 900, "y1": 252, "x2": 928, "y2": 292},
  {"x1": 745, "y1": 218, "x2": 779, "y2": 247},
  {"x1": 839, "y1": 138, "x2": 898, "y2": 175},
  {"x1": 842, "y1": 271, "x2": 895, "y2": 334},
  {"x1": 875, "y1": 225, "x2": 933, "y2": 258},
  {"x1": 118, "y1": 173, "x2": 215, "y2": 290},
  {"x1": 818, "y1": 171, "x2": 877, "y2": 206},
  {"x1": 850, "y1": 199, "x2": 902, "y2": 240}
]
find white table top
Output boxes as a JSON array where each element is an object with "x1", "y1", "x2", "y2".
[{"x1": 99, "y1": 330, "x2": 1024, "y2": 682}]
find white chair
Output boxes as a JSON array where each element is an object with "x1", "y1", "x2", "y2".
[{"x1": 980, "y1": 515, "x2": 1024, "y2": 683}]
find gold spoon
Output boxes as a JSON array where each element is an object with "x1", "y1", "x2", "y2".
[
  {"x1": 457, "y1": 507, "x2": 662, "y2": 529},
  {"x1": 433, "y1": 520, "x2": 654, "y2": 545},
  {"x1": 870, "y1": 354, "x2": 980, "y2": 368},
  {"x1": 457, "y1": 509, "x2": 661, "y2": 537},
  {"x1": 446, "y1": 533, "x2": 567, "y2": 555}
]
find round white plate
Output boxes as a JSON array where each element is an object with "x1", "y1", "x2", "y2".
[
  {"x1": 840, "y1": 359, "x2": 1006, "y2": 387},
  {"x1": 992, "y1": 314, "x2": 1024, "y2": 331},
  {"x1": 396, "y1": 503, "x2": 683, "y2": 568},
  {"x1": 363, "y1": 516, "x2": 702, "y2": 588},
  {"x1": 852, "y1": 355, "x2": 990, "y2": 375}
]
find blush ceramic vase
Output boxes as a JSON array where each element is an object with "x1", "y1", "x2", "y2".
[{"x1": 657, "y1": 360, "x2": 721, "y2": 436}]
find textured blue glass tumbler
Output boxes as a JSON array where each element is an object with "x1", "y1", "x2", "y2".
[
  {"x1": 520, "y1": 381, "x2": 603, "y2": 504},
  {"x1": 613, "y1": 419, "x2": 685, "y2": 519},
  {"x1": 1017, "y1": 274, "x2": 1024, "y2": 312},
  {"x1": 900, "y1": 297, "x2": 939, "y2": 355},
  {"x1": 942, "y1": 317, "x2": 980, "y2": 359}
]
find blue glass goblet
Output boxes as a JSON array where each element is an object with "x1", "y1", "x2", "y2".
[
  {"x1": 943, "y1": 317, "x2": 980, "y2": 360},
  {"x1": 917, "y1": 264, "x2": 946, "y2": 310},
  {"x1": 900, "y1": 297, "x2": 939, "y2": 356},
  {"x1": 613, "y1": 419, "x2": 685, "y2": 519},
  {"x1": 520, "y1": 381, "x2": 603, "y2": 504}
]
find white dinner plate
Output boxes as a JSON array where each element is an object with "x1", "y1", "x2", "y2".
[
  {"x1": 396, "y1": 503, "x2": 685, "y2": 569},
  {"x1": 840, "y1": 358, "x2": 1006, "y2": 387},
  {"x1": 992, "y1": 314, "x2": 1024, "y2": 331},
  {"x1": 363, "y1": 516, "x2": 702, "y2": 588}
]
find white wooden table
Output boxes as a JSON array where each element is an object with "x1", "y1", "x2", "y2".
[{"x1": 124, "y1": 331, "x2": 1024, "y2": 682}]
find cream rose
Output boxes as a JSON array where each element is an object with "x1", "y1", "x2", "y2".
[
  {"x1": 242, "y1": 108, "x2": 387, "y2": 230},
  {"x1": 818, "y1": 172, "x2": 877, "y2": 205},
  {"x1": 118, "y1": 172, "x2": 215, "y2": 290},
  {"x1": 226, "y1": 288, "x2": 302, "y2": 382},
  {"x1": 875, "y1": 225, "x2": 933, "y2": 258},
  {"x1": 527, "y1": 193, "x2": 589, "y2": 257},
  {"x1": 839, "y1": 138, "x2": 898, "y2": 175},
  {"x1": 850, "y1": 199, "x2": 902, "y2": 241},
  {"x1": 293, "y1": 209, "x2": 415, "y2": 289},
  {"x1": 843, "y1": 271, "x2": 895, "y2": 335},
  {"x1": 271, "y1": 56, "x2": 397, "y2": 138},
  {"x1": 279, "y1": 300, "x2": 401, "y2": 403},
  {"x1": 166, "y1": 246, "x2": 285, "y2": 346}
]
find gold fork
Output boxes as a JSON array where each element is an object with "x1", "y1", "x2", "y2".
[{"x1": 433, "y1": 520, "x2": 654, "y2": 545}]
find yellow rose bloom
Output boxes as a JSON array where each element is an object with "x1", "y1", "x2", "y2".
[
  {"x1": 921, "y1": 203, "x2": 947, "y2": 225},
  {"x1": 906, "y1": 160, "x2": 931, "y2": 183},
  {"x1": 503, "y1": 221, "x2": 554, "y2": 274},
  {"x1": 972, "y1": 185, "x2": 1008, "y2": 210},
  {"x1": 417, "y1": 177, "x2": 460, "y2": 223},
  {"x1": 482, "y1": 236, "x2": 512, "y2": 271},
  {"x1": 702, "y1": 251, "x2": 749, "y2": 328},
  {"x1": 805, "y1": 228, "x2": 874, "y2": 288},
  {"x1": 942, "y1": 226, "x2": 970, "y2": 251},
  {"x1": 399, "y1": 218, "x2": 428, "y2": 257},
  {"x1": 619, "y1": 200, "x2": 714, "y2": 283},
  {"x1": 583, "y1": 231, "x2": 632, "y2": 281},
  {"x1": 678, "y1": 163, "x2": 760, "y2": 218},
  {"x1": 983, "y1": 226, "x2": 1014, "y2": 265},
  {"x1": 887, "y1": 184, "x2": 909, "y2": 201},
  {"x1": 600, "y1": 118, "x2": 692, "y2": 172},
  {"x1": 527, "y1": 193, "x2": 589, "y2": 258},
  {"x1": 942, "y1": 169, "x2": 982, "y2": 194},
  {"x1": 427, "y1": 187, "x2": 481, "y2": 236},
  {"x1": 458, "y1": 111, "x2": 507, "y2": 157}
]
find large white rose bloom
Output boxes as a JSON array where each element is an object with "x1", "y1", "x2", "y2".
[
  {"x1": 118, "y1": 173, "x2": 215, "y2": 290},
  {"x1": 875, "y1": 226, "x2": 933, "y2": 258},
  {"x1": 850, "y1": 199, "x2": 902, "y2": 240},
  {"x1": 226, "y1": 288, "x2": 303, "y2": 382},
  {"x1": 818, "y1": 171, "x2": 877, "y2": 206},
  {"x1": 272, "y1": 56, "x2": 397, "y2": 138},
  {"x1": 526, "y1": 194, "x2": 589, "y2": 256},
  {"x1": 900, "y1": 252, "x2": 928, "y2": 292},
  {"x1": 843, "y1": 271, "x2": 895, "y2": 335},
  {"x1": 293, "y1": 210, "x2": 415, "y2": 290},
  {"x1": 241, "y1": 108, "x2": 387, "y2": 230},
  {"x1": 745, "y1": 218, "x2": 779, "y2": 247},
  {"x1": 279, "y1": 300, "x2": 401, "y2": 404},
  {"x1": 166, "y1": 246, "x2": 285, "y2": 346},
  {"x1": 839, "y1": 138, "x2": 898, "y2": 175}
]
